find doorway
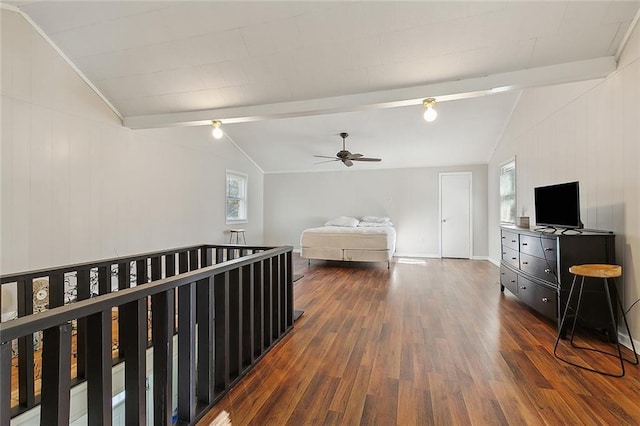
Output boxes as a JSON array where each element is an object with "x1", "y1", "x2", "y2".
[{"x1": 439, "y1": 172, "x2": 472, "y2": 259}]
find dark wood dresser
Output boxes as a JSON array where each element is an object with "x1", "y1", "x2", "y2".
[{"x1": 499, "y1": 225, "x2": 616, "y2": 337}]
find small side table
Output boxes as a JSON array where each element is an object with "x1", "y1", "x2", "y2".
[{"x1": 229, "y1": 229, "x2": 246, "y2": 245}]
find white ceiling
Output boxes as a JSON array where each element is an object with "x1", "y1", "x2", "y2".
[{"x1": 6, "y1": 1, "x2": 640, "y2": 173}]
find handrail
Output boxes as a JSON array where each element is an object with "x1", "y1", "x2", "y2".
[{"x1": 1, "y1": 243, "x2": 295, "y2": 426}]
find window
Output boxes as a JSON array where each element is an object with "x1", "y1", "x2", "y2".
[
  {"x1": 500, "y1": 159, "x2": 516, "y2": 224},
  {"x1": 226, "y1": 170, "x2": 248, "y2": 224}
]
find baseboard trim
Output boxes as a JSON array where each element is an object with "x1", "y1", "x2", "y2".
[
  {"x1": 488, "y1": 257, "x2": 501, "y2": 267},
  {"x1": 393, "y1": 252, "x2": 440, "y2": 259},
  {"x1": 618, "y1": 332, "x2": 640, "y2": 355}
]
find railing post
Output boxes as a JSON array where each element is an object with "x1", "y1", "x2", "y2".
[
  {"x1": 76, "y1": 269, "x2": 91, "y2": 379},
  {"x1": 152, "y1": 289, "x2": 174, "y2": 426},
  {"x1": 120, "y1": 299, "x2": 147, "y2": 425},
  {"x1": 287, "y1": 250, "x2": 294, "y2": 327},
  {"x1": 228, "y1": 268, "x2": 241, "y2": 378},
  {"x1": 196, "y1": 276, "x2": 215, "y2": 404},
  {"x1": 17, "y1": 279, "x2": 35, "y2": 408},
  {"x1": 1, "y1": 341, "x2": 11, "y2": 426},
  {"x1": 177, "y1": 282, "x2": 196, "y2": 422},
  {"x1": 214, "y1": 273, "x2": 229, "y2": 392},
  {"x1": 241, "y1": 264, "x2": 253, "y2": 369},
  {"x1": 40, "y1": 323, "x2": 72, "y2": 426},
  {"x1": 86, "y1": 310, "x2": 112, "y2": 425},
  {"x1": 253, "y1": 261, "x2": 264, "y2": 358},
  {"x1": 117, "y1": 261, "x2": 131, "y2": 360}
]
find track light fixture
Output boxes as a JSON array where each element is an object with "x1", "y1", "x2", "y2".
[
  {"x1": 211, "y1": 120, "x2": 223, "y2": 139},
  {"x1": 423, "y1": 98, "x2": 437, "y2": 122}
]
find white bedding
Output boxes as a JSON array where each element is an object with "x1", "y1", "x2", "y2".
[{"x1": 300, "y1": 226, "x2": 396, "y2": 263}]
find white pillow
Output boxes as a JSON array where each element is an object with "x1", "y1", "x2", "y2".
[
  {"x1": 358, "y1": 221, "x2": 393, "y2": 227},
  {"x1": 324, "y1": 216, "x2": 360, "y2": 227},
  {"x1": 361, "y1": 216, "x2": 390, "y2": 223}
]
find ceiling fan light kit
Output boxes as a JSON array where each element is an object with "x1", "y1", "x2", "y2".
[
  {"x1": 211, "y1": 120, "x2": 223, "y2": 139},
  {"x1": 314, "y1": 132, "x2": 382, "y2": 167},
  {"x1": 423, "y1": 98, "x2": 437, "y2": 122}
]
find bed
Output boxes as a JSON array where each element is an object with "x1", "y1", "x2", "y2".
[{"x1": 300, "y1": 216, "x2": 396, "y2": 267}]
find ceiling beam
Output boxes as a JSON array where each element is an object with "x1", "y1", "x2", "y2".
[{"x1": 124, "y1": 57, "x2": 615, "y2": 130}]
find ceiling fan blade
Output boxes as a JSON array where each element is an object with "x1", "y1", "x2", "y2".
[
  {"x1": 348, "y1": 153, "x2": 363, "y2": 159},
  {"x1": 314, "y1": 159, "x2": 340, "y2": 164},
  {"x1": 352, "y1": 157, "x2": 382, "y2": 162},
  {"x1": 343, "y1": 159, "x2": 353, "y2": 167},
  {"x1": 314, "y1": 155, "x2": 338, "y2": 159}
]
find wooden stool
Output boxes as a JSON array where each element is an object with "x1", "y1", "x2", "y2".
[
  {"x1": 229, "y1": 229, "x2": 246, "y2": 245},
  {"x1": 554, "y1": 264, "x2": 638, "y2": 377}
]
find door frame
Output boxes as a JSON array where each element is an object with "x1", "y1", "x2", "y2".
[{"x1": 439, "y1": 172, "x2": 473, "y2": 259}]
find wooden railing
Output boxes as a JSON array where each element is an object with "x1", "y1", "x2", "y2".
[{"x1": 0, "y1": 244, "x2": 294, "y2": 425}]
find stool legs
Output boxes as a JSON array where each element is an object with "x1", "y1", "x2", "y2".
[{"x1": 554, "y1": 276, "x2": 638, "y2": 377}]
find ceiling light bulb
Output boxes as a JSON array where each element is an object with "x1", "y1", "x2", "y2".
[
  {"x1": 211, "y1": 120, "x2": 223, "y2": 139},
  {"x1": 423, "y1": 98, "x2": 437, "y2": 122}
]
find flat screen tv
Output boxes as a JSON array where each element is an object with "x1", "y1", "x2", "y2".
[{"x1": 534, "y1": 181, "x2": 582, "y2": 229}]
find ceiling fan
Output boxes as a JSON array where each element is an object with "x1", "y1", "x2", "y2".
[{"x1": 314, "y1": 132, "x2": 382, "y2": 167}]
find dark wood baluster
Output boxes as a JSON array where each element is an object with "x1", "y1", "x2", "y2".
[
  {"x1": 1, "y1": 341, "x2": 11, "y2": 426},
  {"x1": 189, "y1": 249, "x2": 199, "y2": 271},
  {"x1": 120, "y1": 298, "x2": 147, "y2": 425},
  {"x1": 263, "y1": 259, "x2": 272, "y2": 346},
  {"x1": 152, "y1": 287, "x2": 174, "y2": 426},
  {"x1": 241, "y1": 264, "x2": 253, "y2": 368},
  {"x1": 214, "y1": 272, "x2": 229, "y2": 393},
  {"x1": 86, "y1": 310, "x2": 112, "y2": 425},
  {"x1": 201, "y1": 247, "x2": 213, "y2": 268},
  {"x1": 228, "y1": 268, "x2": 241, "y2": 379},
  {"x1": 216, "y1": 248, "x2": 224, "y2": 265},
  {"x1": 196, "y1": 276, "x2": 215, "y2": 404},
  {"x1": 253, "y1": 261, "x2": 264, "y2": 358},
  {"x1": 164, "y1": 254, "x2": 177, "y2": 333},
  {"x1": 286, "y1": 250, "x2": 294, "y2": 327},
  {"x1": 179, "y1": 252, "x2": 188, "y2": 274},
  {"x1": 97, "y1": 266, "x2": 110, "y2": 295},
  {"x1": 271, "y1": 258, "x2": 279, "y2": 340},
  {"x1": 177, "y1": 281, "x2": 196, "y2": 422},
  {"x1": 48, "y1": 273, "x2": 64, "y2": 308},
  {"x1": 278, "y1": 254, "x2": 286, "y2": 335},
  {"x1": 75, "y1": 269, "x2": 91, "y2": 380},
  {"x1": 117, "y1": 262, "x2": 131, "y2": 360},
  {"x1": 40, "y1": 323, "x2": 72, "y2": 426},
  {"x1": 17, "y1": 278, "x2": 34, "y2": 408},
  {"x1": 136, "y1": 259, "x2": 148, "y2": 286}
]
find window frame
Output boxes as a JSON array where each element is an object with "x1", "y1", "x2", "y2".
[
  {"x1": 225, "y1": 170, "x2": 248, "y2": 225},
  {"x1": 499, "y1": 158, "x2": 516, "y2": 224}
]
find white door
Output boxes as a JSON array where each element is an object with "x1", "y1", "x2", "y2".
[{"x1": 440, "y1": 172, "x2": 472, "y2": 259}]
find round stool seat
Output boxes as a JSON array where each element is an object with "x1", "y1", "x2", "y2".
[{"x1": 569, "y1": 264, "x2": 621, "y2": 278}]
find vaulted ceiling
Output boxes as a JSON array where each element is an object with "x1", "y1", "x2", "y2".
[{"x1": 6, "y1": 1, "x2": 640, "y2": 173}]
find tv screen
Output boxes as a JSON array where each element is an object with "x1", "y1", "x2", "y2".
[{"x1": 534, "y1": 181, "x2": 582, "y2": 229}]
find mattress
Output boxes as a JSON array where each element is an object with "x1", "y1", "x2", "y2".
[{"x1": 300, "y1": 226, "x2": 396, "y2": 260}]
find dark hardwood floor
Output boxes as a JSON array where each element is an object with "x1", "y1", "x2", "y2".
[{"x1": 198, "y1": 254, "x2": 640, "y2": 425}]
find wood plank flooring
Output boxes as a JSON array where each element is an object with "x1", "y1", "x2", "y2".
[{"x1": 198, "y1": 255, "x2": 640, "y2": 425}]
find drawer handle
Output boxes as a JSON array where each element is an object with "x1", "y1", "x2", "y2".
[
  {"x1": 512, "y1": 257, "x2": 517, "y2": 260},
  {"x1": 522, "y1": 261, "x2": 528, "y2": 265},
  {"x1": 544, "y1": 268, "x2": 551, "y2": 273},
  {"x1": 522, "y1": 242, "x2": 528, "y2": 246},
  {"x1": 502, "y1": 236, "x2": 506, "y2": 239},
  {"x1": 520, "y1": 286, "x2": 527, "y2": 290},
  {"x1": 542, "y1": 297, "x2": 549, "y2": 303},
  {"x1": 511, "y1": 240, "x2": 517, "y2": 243},
  {"x1": 544, "y1": 248, "x2": 553, "y2": 252},
  {"x1": 510, "y1": 280, "x2": 516, "y2": 283}
]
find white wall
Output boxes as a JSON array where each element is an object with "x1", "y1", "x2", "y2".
[
  {"x1": 1, "y1": 10, "x2": 263, "y2": 313},
  {"x1": 264, "y1": 164, "x2": 488, "y2": 258},
  {"x1": 488, "y1": 20, "x2": 640, "y2": 341}
]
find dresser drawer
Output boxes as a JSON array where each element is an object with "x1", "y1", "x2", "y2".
[
  {"x1": 501, "y1": 230, "x2": 519, "y2": 251},
  {"x1": 502, "y1": 246, "x2": 519, "y2": 269},
  {"x1": 520, "y1": 253, "x2": 557, "y2": 284},
  {"x1": 520, "y1": 234, "x2": 556, "y2": 260},
  {"x1": 517, "y1": 275, "x2": 557, "y2": 320},
  {"x1": 500, "y1": 264, "x2": 518, "y2": 295}
]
